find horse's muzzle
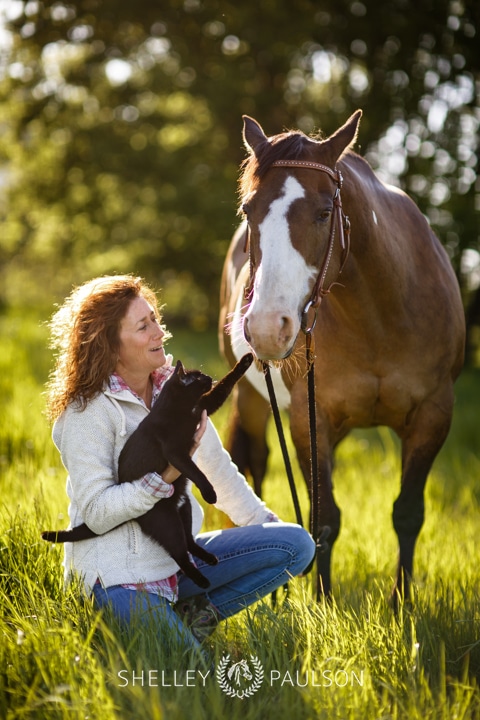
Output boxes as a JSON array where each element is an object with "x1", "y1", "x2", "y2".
[{"x1": 243, "y1": 312, "x2": 297, "y2": 361}]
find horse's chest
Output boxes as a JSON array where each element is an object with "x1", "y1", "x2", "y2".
[{"x1": 318, "y1": 373, "x2": 418, "y2": 433}]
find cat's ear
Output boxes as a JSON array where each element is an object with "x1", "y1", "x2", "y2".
[{"x1": 174, "y1": 359, "x2": 188, "y2": 384}]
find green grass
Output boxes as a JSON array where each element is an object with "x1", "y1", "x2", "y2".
[{"x1": 1, "y1": 311, "x2": 479, "y2": 719}]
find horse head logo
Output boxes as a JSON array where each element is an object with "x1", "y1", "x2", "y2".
[
  {"x1": 217, "y1": 654, "x2": 264, "y2": 699},
  {"x1": 227, "y1": 659, "x2": 253, "y2": 686}
]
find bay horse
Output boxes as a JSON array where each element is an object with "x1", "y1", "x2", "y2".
[{"x1": 219, "y1": 110, "x2": 465, "y2": 602}]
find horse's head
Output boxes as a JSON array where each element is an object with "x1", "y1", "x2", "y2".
[{"x1": 239, "y1": 110, "x2": 362, "y2": 360}]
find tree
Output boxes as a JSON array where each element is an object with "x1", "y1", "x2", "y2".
[{"x1": 0, "y1": 0, "x2": 478, "y2": 343}]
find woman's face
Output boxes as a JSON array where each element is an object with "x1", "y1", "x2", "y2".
[{"x1": 115, "y1": 296, "x2": 167, "y2": 377}]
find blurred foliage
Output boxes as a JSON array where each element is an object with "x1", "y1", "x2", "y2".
[{"x1": 0, "y1": 0, "x2": 478, "y2": 336}]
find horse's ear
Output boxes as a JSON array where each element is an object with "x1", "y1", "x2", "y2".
[
  {"x1": 243, "y1": 115, "x2": 269, "y2": 154},
  {"x1": 321, "y1": 109, "x2": 362, "y2": 164}
]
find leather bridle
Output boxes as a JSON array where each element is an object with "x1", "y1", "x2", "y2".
[
  {"x1": 269, "y1": 159, "x2": 351, "y2": 332},
  {"x1": 243, "y1": 159, "x2": 351, "y2": 333},
  {"x1": 246, "y1": 158, "x2": 352, "y2": 600}
]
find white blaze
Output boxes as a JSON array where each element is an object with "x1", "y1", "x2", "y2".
[
  {"x1": 250, "y1": 176, "x2": 317, "y2": 317},
  {"x1": 243, "y1": 176, "x2": 318, "y2": 360}
]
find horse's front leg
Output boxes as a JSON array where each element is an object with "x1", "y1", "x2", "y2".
[{"x1": 393, "y1": 385, "x2": 455, "y2": 605}]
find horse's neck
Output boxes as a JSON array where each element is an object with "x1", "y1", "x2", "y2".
[
  {"x1": 325, "y1": 208, "x2": 412, "y2": 339},
  {"x1": 339, "y1": 162, "x2": 415, "y2": 311}
]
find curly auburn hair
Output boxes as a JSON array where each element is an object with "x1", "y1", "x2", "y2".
[{"x1": 46, "y1": 275, "x2": 169, "y2": 421}]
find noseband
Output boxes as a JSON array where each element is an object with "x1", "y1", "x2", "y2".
[{"x1": 269, "y1": 159, "x2": 351, "y2": 332}]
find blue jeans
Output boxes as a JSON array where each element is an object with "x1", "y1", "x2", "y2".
[{"x1": 92, "y1": 522, "x2": 315, "y2": 652}]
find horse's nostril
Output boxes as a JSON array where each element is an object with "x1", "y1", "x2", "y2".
[{"x1": 280, "y1": 316, "x2": 292, "y2": 339}]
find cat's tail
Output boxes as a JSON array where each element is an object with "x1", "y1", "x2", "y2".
[{"x1": 42, "y1": 523, "x2": 97, "y2": 543}]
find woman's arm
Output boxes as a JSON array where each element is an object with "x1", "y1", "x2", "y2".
[{"x1": 193, "y1": 419, "x2": 279, "y2": 526}]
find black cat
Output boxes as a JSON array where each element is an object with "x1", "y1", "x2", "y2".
[{"x1": 42, "y1": 353, "x2": 254, "y2": 588}]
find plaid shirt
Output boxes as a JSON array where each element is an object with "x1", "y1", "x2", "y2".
[{"x1": 109, "y1": 359, "x2": 181, "y2": 602}]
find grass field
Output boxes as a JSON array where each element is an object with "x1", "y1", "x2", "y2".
[{"x1": 1, "y1": 311, "x2": 479, "y2": 719}]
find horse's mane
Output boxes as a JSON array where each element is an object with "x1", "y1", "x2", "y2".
[{"x1": 239, "y1": 130, "x2": 320, "y2": 201}]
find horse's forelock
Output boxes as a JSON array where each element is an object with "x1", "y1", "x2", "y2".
[{"x1": 239, "y1": 131, "x2": 314, "y2": 200}]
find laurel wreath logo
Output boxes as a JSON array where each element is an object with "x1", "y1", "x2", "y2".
[{"x1": 216, "y1": 654, "x2": 264, "y2": 699}]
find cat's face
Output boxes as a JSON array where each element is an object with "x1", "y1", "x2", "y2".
[{"x1": 173, "y1": 360, "x2": 212, "y2": 399}]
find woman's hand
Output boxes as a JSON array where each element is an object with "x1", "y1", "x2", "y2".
[{"x1": 161, "y1": 410, "x2": 208, "y2": 484}]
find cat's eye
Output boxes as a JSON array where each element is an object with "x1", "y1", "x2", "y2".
[{"x1": 182, "y1": 375, "x2": 197, "y2": 386}]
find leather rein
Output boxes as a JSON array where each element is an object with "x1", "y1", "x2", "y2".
[{"x1": 248, "y1": 158, "x2": 351, "y2": 600}]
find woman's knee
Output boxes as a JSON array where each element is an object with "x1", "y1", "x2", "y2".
[
  {"x1": 269, "y1": 522, "x2": 316, "y2": 575},
  {"x1": 286, "y1": 525, "x2": 316, "y2": 574}
]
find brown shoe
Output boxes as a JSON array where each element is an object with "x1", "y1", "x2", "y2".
[{"x1": 174, "y1": 594, "x2": 220, "y2": 642}]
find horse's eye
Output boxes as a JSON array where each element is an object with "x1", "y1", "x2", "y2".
[
  {"x1": 242, "y1": 202, "x2": 250, "y2": 217},
  {"x1": 315, "y1": 209, "x2": 331, "y2": 224}
]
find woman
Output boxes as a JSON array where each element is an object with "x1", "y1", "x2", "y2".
[{"x1": 46, "y1": 274, "x2": 314, "y2": 653}]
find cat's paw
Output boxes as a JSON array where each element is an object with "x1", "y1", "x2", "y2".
[
  {"x1": 238, "y1": 352, "x2": 254, "y2": 371},
  {"x1": 193, "y1": 572, "x2": 211, "y2": 589}
]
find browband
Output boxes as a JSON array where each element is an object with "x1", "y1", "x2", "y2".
[{"x1": 270, "y1": 159, "x2": 342, "y2": 186}]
